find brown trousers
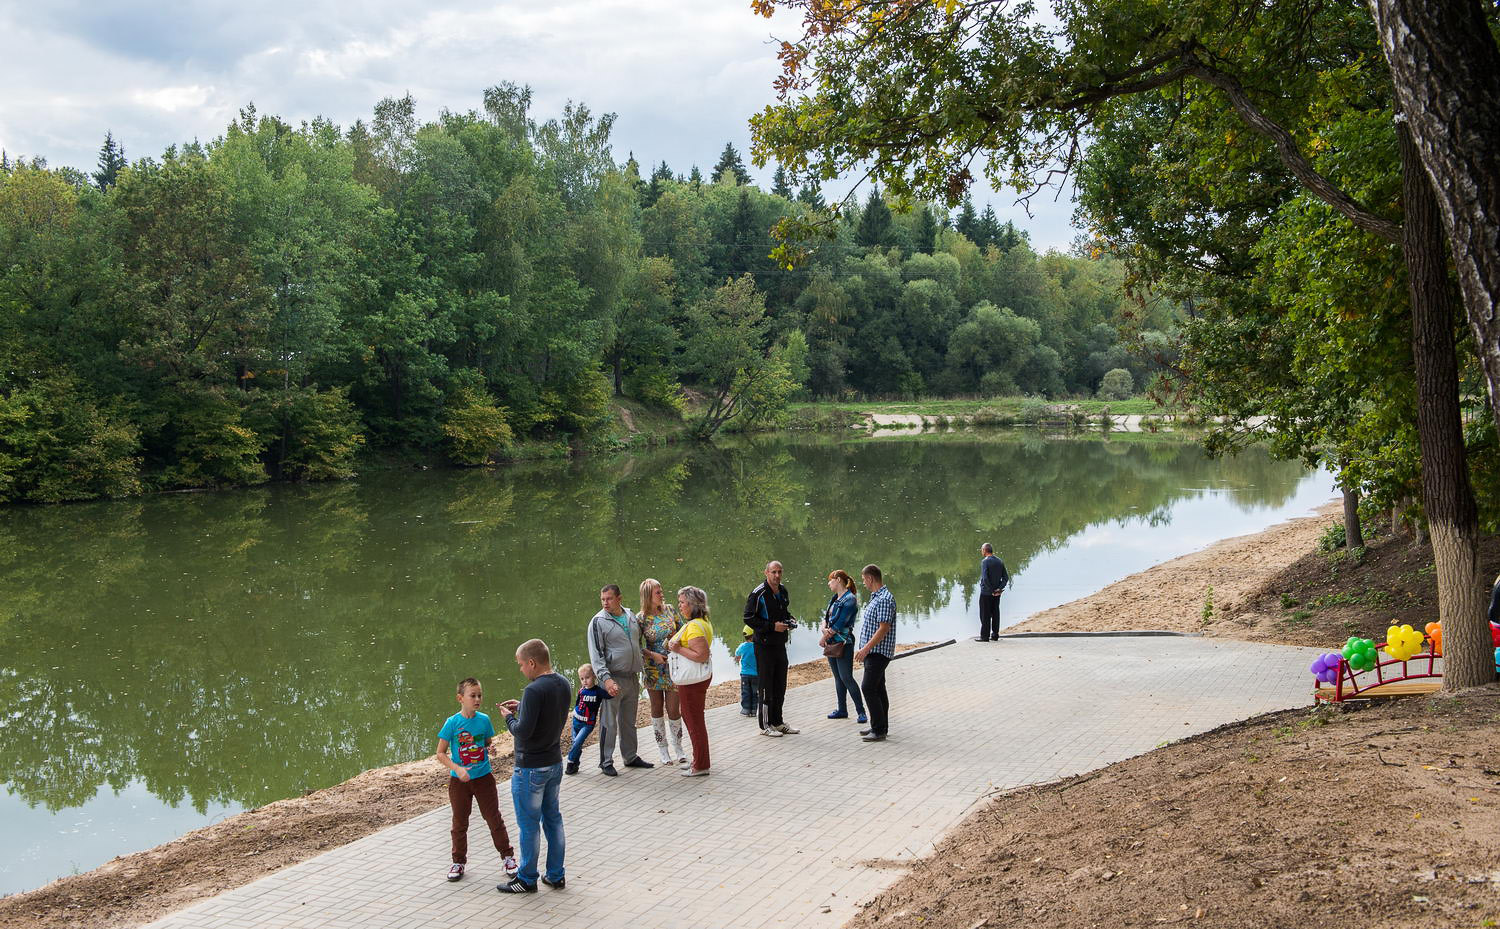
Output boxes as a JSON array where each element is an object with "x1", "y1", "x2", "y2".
[{"x1": 448, "y1": 772, "x2": 513, "y2": 863}]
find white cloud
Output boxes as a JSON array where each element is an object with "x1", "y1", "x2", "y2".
[{"x1": 0, "y1": 0, "x2": 1082, "y2": 249}]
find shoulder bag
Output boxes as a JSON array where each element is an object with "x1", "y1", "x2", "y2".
[{"x1": 668, "y1": 619, "x2": 713, "y2": 685}]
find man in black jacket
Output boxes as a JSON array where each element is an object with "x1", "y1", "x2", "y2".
[
  {"x1": 744, "y1": 560, "x2": 798, "y2": 736},
  {"x1": 496, "y1": 638, "x2": 571, "y2": 894},
  {"x1": 975, "y1": 543, "x2": 1010, "y2": 642}
]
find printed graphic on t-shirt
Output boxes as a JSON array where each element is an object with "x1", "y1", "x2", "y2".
[{"x1": 456, "y1": 729, "x2": 485, "y2": 767}]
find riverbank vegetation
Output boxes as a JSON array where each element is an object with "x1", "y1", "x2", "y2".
[{"x1": 0, "y1": 88, "x2": 1168, "y2": 504}]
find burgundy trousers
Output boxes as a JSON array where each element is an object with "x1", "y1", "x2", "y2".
[
  {"x1": 448, "y1": 772, "x2": 514, "y2": 863},
  {"x1": 677, "y1": 679, "x2": 712, "y2": 771}
]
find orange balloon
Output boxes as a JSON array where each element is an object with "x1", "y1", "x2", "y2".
[{"x1": 1425, "y1": 621, "x2": 1443, "y2": 657}]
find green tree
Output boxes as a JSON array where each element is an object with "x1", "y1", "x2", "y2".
[
  {"x1": 1097, "y1": 368, "x2": 1134, "y2": 400},
  {"x1": 681, "y1": 275, "x2": 798, "y2": 437},
  {"x1": 93, "y1": 132, "x2": 127, "y2": 191},
  {"x1": 712, "y1": 142, "x2": 752, "y2": 186},
  {"x1": 855, "y1": 187, "x2": 893, "y2": 248}
]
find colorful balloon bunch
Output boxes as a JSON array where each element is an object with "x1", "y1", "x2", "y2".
[
  {"x1": 1343, "y1": 636, "x2": 1378, "y2": 671},
  {"x1": 1308, "y1": 652, "x2": 1343, "y2": 684},
  {"x1": 1425, "y1": 622, "x2": 1443, "y2": 656},
  {"x1": 1384, "y1": 624, "x2": 1427, "y2": 661}
]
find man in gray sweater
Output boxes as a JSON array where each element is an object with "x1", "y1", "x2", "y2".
[{"x1": 586, "y1": 584, "x2": 652, "y2": 775}]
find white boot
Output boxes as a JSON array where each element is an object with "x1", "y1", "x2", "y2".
[
  {"x1": 668, "y1": 717, "x2": 689, "y2": 765},
  {"x1": 651, "y1": 717, "x2": 673, "y2": 766}
]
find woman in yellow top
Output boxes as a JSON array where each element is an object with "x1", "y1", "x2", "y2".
[{"x1": 667, "y1": 586, "x2": 714, "y2": 777}]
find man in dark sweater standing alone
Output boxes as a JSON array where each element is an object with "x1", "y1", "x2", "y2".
[
  {"x1": 496, "y1": 638, "x2": 571, "y2": 895},
  {"x1": 975, "y1": 543, "x2": 1010, "y2": 642},
  {"x1": 745, "y1": 560, "x2": 798, "y2": 737}
]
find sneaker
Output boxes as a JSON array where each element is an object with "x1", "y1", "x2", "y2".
[
  {"x1": 600, "y1": 764, "x2": 619, "y2": 777},
  {"x1": 565, "y1": 761, "x2": 578, "y2": 775},
  {"x1": 862, "y1": 733, "x2": 886, "y2": 742},
  {"x1": 447, "y1": 863, "x2": 465, "y2": 882},
  {"x1": 497, "y1": 877, "x2": 536, "y2": 894},
  {"x1": 680, "y1": 767, "x2": 710, "y2": 777},
  {"x1": 776, "y1": 723, "x2": 800, "y2": 734},
  {"x1": 541, "y1": 876, "x2": 566, "y2": 890},
  {"x1": 739, "y1": 709, "x2": 755, "y2": 716},
  {"x1": 503, "y1": 855, "x2": 518, "y2": 876},
  {"x1": 624, "y1": 757, "x2": 654, "y2": 769},
  {"x1": 760, "y1": 726, "x2": 783, "y2": 738},
  {"x1": 827, "y1": 710, "x2": 848, "y2": 719},
  {"x1": 857, "y1": 713, "x2": 868, "y2": 725},
  {"x1": 859, "y1": 728, "x2": 873, "y2": 736}
]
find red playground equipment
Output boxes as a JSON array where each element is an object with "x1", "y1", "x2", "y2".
[{"x1": 1313, "y1": 621, "x2": 1500, "y2": 702}]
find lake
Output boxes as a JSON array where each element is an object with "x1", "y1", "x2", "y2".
[{"x1": 0, "y1": 430, "x2": 1331, "y2": 895}]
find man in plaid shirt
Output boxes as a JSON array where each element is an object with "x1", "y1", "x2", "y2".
[{"x1": 855, "y1": 564, "x2": 896, "y2": 742}]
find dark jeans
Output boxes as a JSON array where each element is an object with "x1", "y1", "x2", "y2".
[
  {"x1": 755, "y1": 642, "x2": 789, "y2": 728},
  {"x1": 566, "y1": 717, "x2": 594, "y2": 764},
  {"x1": 677, "y1": 678, "x2": 712, "y2": 771},
  {"x1": 979, "y1": 592, "x2": 1001, "y2": 640},
  {"x1": 827, "y1": 650, "x2": 866, "y2": 715},
  {"x1": 739, "y1": 675, "x2": 759, "y2": 714},
  {"x1": 447, "y1": 771, "x2": 513, "y2": 863},
  {"x1": 860, "y1": 652, "x2": 892, "y2": 735}
]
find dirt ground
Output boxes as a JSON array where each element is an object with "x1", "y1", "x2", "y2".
[
  {"x1": 853, "y1": 512, "x2": 1500, "y2": 929},
  {"x1": 0, "y1": 646, "x2": 875, "y2": 929}
]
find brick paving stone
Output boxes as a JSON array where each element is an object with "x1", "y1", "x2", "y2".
[{"x1": 143, "y1": 636, "x2": 1321, "y2": 929}]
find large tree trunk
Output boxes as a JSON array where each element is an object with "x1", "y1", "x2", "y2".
[
  {"x1": 1371, "y1": 0, "x2": 1500, "y2": 436},
  {"x1": 1341, "y1": 482, "x2": 1365, "y2": 550},
  {"x1": 1399, "y1": 121, "x2": 1492, "y2": 689}
]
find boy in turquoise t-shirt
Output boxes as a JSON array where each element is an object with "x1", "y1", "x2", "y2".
[
  {"x1": 734, "y1": 631, "x2": 759, "y2": 716},
  {"x1": 435, "y1": 677, "x2": 517, "y2": 882}
]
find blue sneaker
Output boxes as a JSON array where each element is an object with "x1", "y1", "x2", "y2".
[
  {"x1": 827, "y1": 710, "x2": 849, "y2": 719},
  {"x1": 856, "y1": 713, "x2": 868, "y2": 725}
]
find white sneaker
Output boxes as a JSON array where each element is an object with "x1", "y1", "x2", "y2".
[
  {"x1": 761, "y1": 726, "x2": 783, "y2": 737},
  {"x1": 447, "y1": 863, "x2": 465, "y2": 882},
  {"x1": 680, "y1": 767, "x2": 710, "y2": 777},
  {"x1": 776, "y1": 724, "x2": 800, "y2": 735},
  {"x1": 503, "y1": 855, "x2": 518, "y2": 876}
]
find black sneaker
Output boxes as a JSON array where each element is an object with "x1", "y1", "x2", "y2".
[
  {"x1": 565, "y1": 761, "x2": 578, "y2": 775},
  {"x1": 624, "y1": 757, "x2": 654, "y2": 769},
  {"x1": 541, "y1": 876, "x2": 566, "y2": 890},
  {"x1": 600, "y1": 764, "x2": 618, "y2": 777},
  {"x1": 497, "y1": 877, "x2": 536, "y2": 894}
]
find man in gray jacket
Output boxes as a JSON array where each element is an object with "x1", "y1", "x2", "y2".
[{"x1": 586, "y1": 584, "x2": 652, "y2": 775}]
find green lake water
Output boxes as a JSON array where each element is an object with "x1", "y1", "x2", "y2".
[{"x1": 0, "y1": 431, "x2": 1330, "y2": 894}]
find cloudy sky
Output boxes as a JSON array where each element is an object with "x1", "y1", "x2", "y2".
[{"x1": 0, "y1": 0, "x2": 1081, "y2": 250}]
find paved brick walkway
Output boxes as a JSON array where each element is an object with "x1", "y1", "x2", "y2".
[{"x1": 143, "y1": 636, "x2": 1322, "y2": 929}]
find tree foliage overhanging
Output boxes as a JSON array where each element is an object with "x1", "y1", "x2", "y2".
[{"x1": 0, "y1": 87, "x2": 1158, "y2": 503}]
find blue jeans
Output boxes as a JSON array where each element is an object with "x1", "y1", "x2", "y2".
[
  {"x1": 510, "y1": 763, "x2": 564, "y2": 886},
  {"x1": 566, "y1": 718, "x2": 594, "y2": 764},
  {"x1": 739, "y1": 675, "x2": 759, "y2": 714},
  {"x1": 828, "y1": 649, "x2": 866, "y2": 716}
]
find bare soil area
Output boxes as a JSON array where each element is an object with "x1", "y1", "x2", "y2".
[
  {"x1": 0, "y1": 646, "x2": 873, "y2": 929},
  {"x1": 853, "y1": 510, "x2": 1500, "y2": 929}
]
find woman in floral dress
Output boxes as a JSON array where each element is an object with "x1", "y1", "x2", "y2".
[{"x1": 639, "y1": 577, "x2": 688, "y2": 765}]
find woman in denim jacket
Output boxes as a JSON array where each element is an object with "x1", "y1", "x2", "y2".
[{"x1": 819, "y1": 569, "x2": 867, "y2": 723}]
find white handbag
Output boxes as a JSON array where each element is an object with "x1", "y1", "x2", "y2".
[{"x1": 668, "y1": 620, "x2": 713, "y2": 685}]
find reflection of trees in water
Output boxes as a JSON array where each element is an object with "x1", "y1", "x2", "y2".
[{"x1": 0, "y1": 435, "x2": 1307, "y2": 814}]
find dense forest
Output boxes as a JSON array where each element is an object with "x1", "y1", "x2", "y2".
[{"x1": 0, "y1": 86, "x2": 1166, "y2": 503}]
